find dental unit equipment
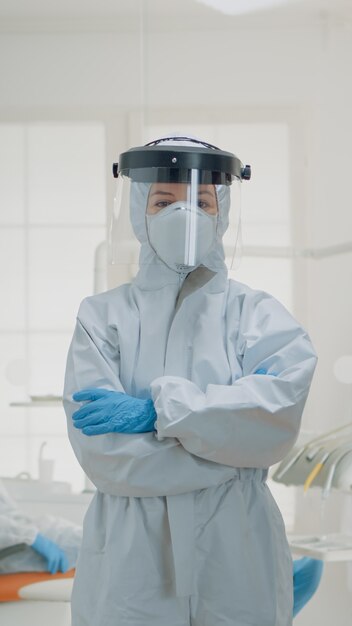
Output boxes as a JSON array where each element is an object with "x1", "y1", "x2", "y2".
[
  {"x1": 272, "y1": 421, "x2": 352, "y2": 561},
  {"x1": 273, "y1": 421, "x2": 352, "y2": 492}
]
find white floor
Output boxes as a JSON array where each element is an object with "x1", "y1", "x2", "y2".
[{"x1": 0, "y1": 601, "x2": 71, "y2": 626}]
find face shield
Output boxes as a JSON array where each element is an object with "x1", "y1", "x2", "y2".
[{"x1": 109, "y1": 138, "x2": 251, "y2": 275}]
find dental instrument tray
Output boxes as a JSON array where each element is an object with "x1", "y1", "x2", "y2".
[
  {"x1": 30, "y1": 395, "x2": 62, "y2": 402},
  {"x1": 288, "y1": 533, "x2": 352, "y2": 561},
  {"x1": 10, "y1": 395, "x2": 62, "y2": 407}
]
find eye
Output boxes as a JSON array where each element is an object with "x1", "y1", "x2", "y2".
[
  {"x1": 155, "y1": 201, "x2": 171, "y2": 209},
  {"x1": 198, "y1": 200, "x2": 217, "y2": 214}
]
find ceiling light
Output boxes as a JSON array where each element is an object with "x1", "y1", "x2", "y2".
[{"x1": 195, "y1": 0, "x2": 294, "y2": 16}]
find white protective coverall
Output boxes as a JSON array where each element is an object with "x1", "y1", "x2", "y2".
[
  {"x1": 64, "y1": 178, "x2": 317, "y2": 626},
  {"x1": 0, "y1": 480, "x2": 81, "y2": 573}
]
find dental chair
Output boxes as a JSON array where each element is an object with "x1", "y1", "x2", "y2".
[{"x1": 0, "y1": 543, "x2": 74, "y2": 626}]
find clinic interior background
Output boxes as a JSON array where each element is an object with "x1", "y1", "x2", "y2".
[{"x1": 0, "y1": 0, "x2": 351, "y2": 622}]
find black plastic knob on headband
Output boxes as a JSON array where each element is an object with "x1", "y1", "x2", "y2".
[{"x1": 241, "y1": 165, "x2": 251, "y2": 180}]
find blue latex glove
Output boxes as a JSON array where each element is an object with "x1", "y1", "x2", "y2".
[
  {"x1": 31, "y1": 533, "x2": 69, "y2": 574},
  {"x1": 293, "y1": 557, "x2": 323, "y2": 617},
  {"x1": 72, "y1": 388, "x2": 157, "y2": 436}
]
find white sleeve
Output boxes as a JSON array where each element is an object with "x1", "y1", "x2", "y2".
[
  {"x1": 151, "y1": 292, "x2": 317, "y2": 469},
  {"x1": 0, "y1": 484, "x2": 38, "y2": 549},
  {"x1": 63, "y1": 298, "x2": 237, "y2": 497}
]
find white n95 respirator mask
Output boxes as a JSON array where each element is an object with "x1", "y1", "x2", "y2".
[{"x1": 146, "y1": 202, "x2": 218, "y2": 274}]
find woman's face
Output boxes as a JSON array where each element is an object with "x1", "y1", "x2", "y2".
[{"x1": 146, "y1": 183, "x2": 218, "y2": 216}]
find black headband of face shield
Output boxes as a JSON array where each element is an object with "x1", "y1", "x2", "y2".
[
  {"x1": 112, "y1": 138, "x2": 251, "y2": 181},
  {"x1": 144, "y1": 136, "x2": 221, "y2": 151}
]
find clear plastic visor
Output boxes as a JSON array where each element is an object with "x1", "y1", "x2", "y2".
[{"x1": 108, "y1": 169, "x2": 241, "y2": 277}]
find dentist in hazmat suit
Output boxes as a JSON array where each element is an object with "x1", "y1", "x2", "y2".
[
  {"x1": 64, "y1": 135, "x2": 318, "y2": 626},
  {"x1": 0, "y1": 480, "x2": 81, "y2": 574}
]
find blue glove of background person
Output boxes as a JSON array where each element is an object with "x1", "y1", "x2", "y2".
[
  {"x1": 31, "y1": 533, "x2": 69, "y2": 574},
  {"x1": 72, "y1": 388, "x2": 157, "y2": 435},
  {"x1": 293, "y1": 557, "x2": 323, "y2": 617}
]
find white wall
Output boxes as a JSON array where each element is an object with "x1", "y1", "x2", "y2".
[{"x1": 0, "y1": 11, "x2": 351, "y2": 623}]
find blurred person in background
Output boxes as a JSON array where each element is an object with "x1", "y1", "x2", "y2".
[{"x1": 0, "y1": 479, "x2": 81, "y2": 575}]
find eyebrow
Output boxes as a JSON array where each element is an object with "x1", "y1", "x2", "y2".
[{"x1": 149, "y1": 190, "x2": 175, "y2": 197}]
